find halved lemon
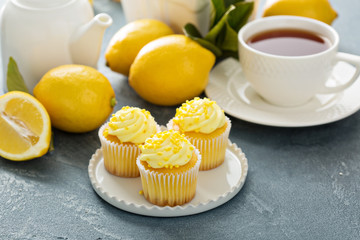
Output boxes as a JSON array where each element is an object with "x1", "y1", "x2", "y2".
[{"x1": 0, "y1": 91, "x2": 51, "y2": 161}]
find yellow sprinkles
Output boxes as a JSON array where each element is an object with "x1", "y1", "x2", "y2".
[
  {"x1": 173, "y1": 97, "x2": 217, "y2": 125},
  {"x1": 171, "y1": 97, "x2": 226, "y2": 134},
  {"x1": 105, "y1": 106, "x2": 158, "y2": 145},
  {"x1": 138, "y1": 130, "x2": 194, "y2": 169},
  {"x1": 140, "y1": 130, "x2": 189, "y2": 151}
]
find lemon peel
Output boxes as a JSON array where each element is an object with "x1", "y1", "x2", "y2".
[
  {"x1": 129, "y1": 35, "x2": 215, "y2": 106},
  {"x1": 105, "y1": 19, "x2": 174, "y2": 76},
  {"x1": 34, "y1": 65, "x2": 115, "y2": 133},
  {"x1": 263, "y1": 0, "x2": 338, "y2": 25}
]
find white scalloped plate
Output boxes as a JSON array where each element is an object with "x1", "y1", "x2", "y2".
[
  {"x1": 206, "y1": 58, "x2": 360, "y2": 127},
  {"x1": 88, "y1": 140, "x2": 248, "y2": 217}
]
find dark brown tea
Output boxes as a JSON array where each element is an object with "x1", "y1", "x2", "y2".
[{"x1": 247, "y1": 29, "x2": 331, "y2": 56}]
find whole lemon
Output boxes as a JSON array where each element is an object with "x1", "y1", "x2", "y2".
[
  {"x1": 129, "y1": 35, "x2": 215, "y2": 106},
  {"x1": 105, "y1": 19, "x2": 174, "y2": 76},
  {"x1": 34, "y1": 65, "x2": 116, "y2": 133},
  {"x1": 263, "y1": 0, "x2": 338, "y2": 25}
]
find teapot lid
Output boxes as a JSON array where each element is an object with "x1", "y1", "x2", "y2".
[{"x1": 12, "y1": 0, "x2": 76, "y2": 10}]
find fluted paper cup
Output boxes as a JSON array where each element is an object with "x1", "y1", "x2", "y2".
[
  {"x1": 136, "y1": 149, "x2": 201, "y2": 207},
  {"x1": 99, "y1": 124, "x2": 141, "y2": 177},
  {"x1": 167, "y1": 117, "x2": 231, "y2": 171}
]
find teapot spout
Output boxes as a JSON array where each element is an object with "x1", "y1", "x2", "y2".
[{"x1": 70, "y1": 13, "x2": 113, "y2": 68}]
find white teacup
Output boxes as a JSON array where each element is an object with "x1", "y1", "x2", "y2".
[{"x1": 238, "y1": 16, "x2": 360, "y2": 107}]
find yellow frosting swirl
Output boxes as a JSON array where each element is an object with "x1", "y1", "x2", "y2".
[
  {"x1": 138, "y1": 130, "x2": 195, "y2": 169},
  {"x1": 105, "y1": 106, "x2": 157, "y2": 144},
  {"x1": 172, "y1": 97, "x2": 226, "y2": 134}
]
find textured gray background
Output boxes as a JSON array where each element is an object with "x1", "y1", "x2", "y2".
[{"x1": 1, "y1": 0, "x2": 359, "y2": 239}]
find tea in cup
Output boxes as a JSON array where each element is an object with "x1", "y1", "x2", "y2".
[{"x1": 238, "y1": 16, "x2": 360, "y2": 107}]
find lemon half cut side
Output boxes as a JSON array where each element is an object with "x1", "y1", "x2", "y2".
[{"x1": 0, "y1": 91, "x2": 51, "y2": 161}]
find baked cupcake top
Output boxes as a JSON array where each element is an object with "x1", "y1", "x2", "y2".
[
  {"x1": 172, "y1": 97, "x2": 226, "y2": 134},
  {"x1": 105, "y1": 106, "x2": 157, "y2": 144},
  {"x1": 138, "y1": 130, "x2": 195, "y2": 169}
]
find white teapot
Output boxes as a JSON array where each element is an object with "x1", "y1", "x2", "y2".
[
  {"x1": 122, "y1": 0, "x2": 212, "y2": 36},
  {"x1": 0, "y1": 0, "x2": 113, "y2": 93}
]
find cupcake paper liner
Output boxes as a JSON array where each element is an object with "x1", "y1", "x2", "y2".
[
  {"x1": 136, "y1": 149, "x2": 202, "y2": 207},
  {"x1": 99, "y1": 124, "x2": 141, "y2": 177},
  {"x1": 167, "y1": 117, "x2": 231, "y2": 171}
]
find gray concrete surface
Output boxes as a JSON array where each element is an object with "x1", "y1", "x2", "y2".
[{"x1": 0, "y1": 0, "x2": 359, "y2": 239}]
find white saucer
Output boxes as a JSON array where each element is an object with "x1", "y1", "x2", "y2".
[
  {"x1": 205, "y1": 58, "x2": 360, "y2": 127},
  {"x1": 88, "y1": 140, "x2": 248, "y2": 217}
]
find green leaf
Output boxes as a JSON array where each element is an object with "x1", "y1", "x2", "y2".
[
  {"x1": 210, "y1": 0, "x2": 226, "y2": 28},
  {"x1": 183, "y1": 23, "x2": 203, "y2": 38},
  {"x1": 218, "y1": 2, "x2": 254, "y2": 52},
  {"x1": 228, "y1": 2, "x2": 254, "y2": 32},
  {"x1": 221, "y1": 50, "x2": 239, "y2": 59},
  {"x1": 219, "y1": 21, "x2": 239, "y2": 52},
  {"x1": 183, "y1": 23, "x2": 222, "y2": 57},
  {"x1": 193, "y1": 38, "x2": 223, "y2": 57},
  {"x1": 224, "y1": 0, "x2": 245, "y2": 8},
  {"x1": 187, "y1": 36, "x2": 223, "y2": 57},
  {"x1": 205, "y1": 6, "x2": 233, "y2": 44},
  {"x1": 183, "y1": 0, "x2": 254, "y2": 60},
  {"x1": 6, "y1": 57, "x2": 29, "y2": 93},
  {"x1": 211, "y1": 0, "x2": 246, "y2": 27}
]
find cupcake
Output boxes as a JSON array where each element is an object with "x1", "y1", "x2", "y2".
[
  {"x1": 99, "y1": 106, "x2": 159, "y2": 177},
  {"x1": 136, "y1": 130, "x2": 201, "y2": 207},
  {"x1": 167, "y1": 97, "x2": 231, "y2": 171}
]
